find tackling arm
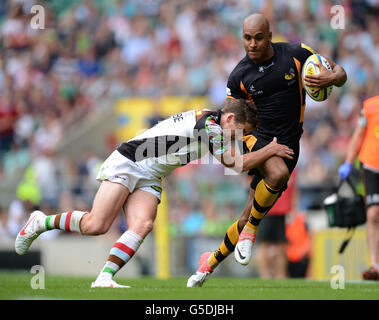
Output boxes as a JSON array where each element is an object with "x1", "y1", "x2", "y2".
[
  {"x1": 241, "y1": 138, "x2": 294, "y2": 171},
  {"x1": 214, "y1": 138, "x2": 294, "y2": 172}
]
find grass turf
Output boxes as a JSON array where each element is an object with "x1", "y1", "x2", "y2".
[{"x1": 0, "y1": 271, "x2": 378, "y2": 300}]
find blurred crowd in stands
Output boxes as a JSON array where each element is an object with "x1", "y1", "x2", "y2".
[{"x1": 0, "y1": 0, "x2": 379, "y2": 241}]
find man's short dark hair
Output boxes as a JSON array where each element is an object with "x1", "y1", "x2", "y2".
[{"x1": 221, "y1": 99, "x2": 258, "y2": 128}]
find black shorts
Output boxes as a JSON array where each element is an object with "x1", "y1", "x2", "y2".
[
  {"x1": 363, "y1": 166, "x2": 379, "y2": 208},
  {"x1": 247, "y1": 133, "x2": 300, "y2": 190},
  {"x1": 256, "y1": 215, "x2": 287, "y2": 243}
]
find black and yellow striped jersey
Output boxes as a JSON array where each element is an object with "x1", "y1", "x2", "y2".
[{"x1": 227, "y1": 42, "x2": 315, "y2": 145}]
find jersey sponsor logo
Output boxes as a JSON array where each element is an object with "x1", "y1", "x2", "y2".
[
  {"x1": 285, "y1": 67, "x2": 296, "y2": 85},
  {"x1": 249, "y1": 84, "x2": 263, "y2": 96},
  {"x1": 226, "y1": 87, "x2": 231, "y2": 96},
  {"x1": 284, "y1": 67, "x2": 296, "y2": 80},
  {"x1": 172, "y1": 113, "x2": 184, "y2": 123},
  {"x1": 284, "y1": 73, "x2": 295, "y2": 80},
  {"x1": 258, "y1": 61, "x2": 274, "y2": 73}
]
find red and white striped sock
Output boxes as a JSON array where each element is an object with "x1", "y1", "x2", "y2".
[
  {"x1": 98, "y1": 230, "x2": 143, "y2": 279},
  {"x1": 41, "y1": 211, "x2": 87, "y2": 233}
]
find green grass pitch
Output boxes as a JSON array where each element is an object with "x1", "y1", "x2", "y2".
[{"x1": 0, "y1": 271, "x2": 378, "y2": 300}]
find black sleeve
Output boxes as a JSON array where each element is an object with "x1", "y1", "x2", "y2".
[{"x1": 226, "y1": 68, "x2": 247, "y2": 100}]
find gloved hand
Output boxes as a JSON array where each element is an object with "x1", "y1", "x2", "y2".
[{"x1": 338, "y1": 162, "x2": 352, "y2": 180}]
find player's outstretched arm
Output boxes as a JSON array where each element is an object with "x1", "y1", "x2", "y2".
[{"x1": 241, "y1": 137, "x2": 294, "y2": 172}]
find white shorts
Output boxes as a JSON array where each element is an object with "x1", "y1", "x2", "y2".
[{"x1": 96, "y1": 150, "x2": 162, "y2": 202}]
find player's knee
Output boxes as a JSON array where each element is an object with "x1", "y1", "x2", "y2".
[
  {"x1": 80, "y1": 219, "x2": 109, "y2": 235},
  {"x1": 142, "y1": 220, "x2": 154, "y2": 234},
  {"x1": 129, "y1": 218, "x2": 154, "y2": 237},
  {"x1": 265, "y1": 167, "x2": 289, "y2": 190}
]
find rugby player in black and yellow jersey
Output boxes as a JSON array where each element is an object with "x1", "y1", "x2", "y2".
[{"x1": 187, "y1": 13, "x2": 346, "y2": 287}]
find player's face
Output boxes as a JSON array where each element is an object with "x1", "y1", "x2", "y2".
[
  {"x1": 242, "y1": 25, "x2": 272, "y2": 63},
  {"x1": 221, "y1": 114, "x2": 254, "y2": 139}
]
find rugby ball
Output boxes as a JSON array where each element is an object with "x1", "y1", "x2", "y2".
[{"x1": 302, "y1": 54, "x2": 333, "y2": 101}]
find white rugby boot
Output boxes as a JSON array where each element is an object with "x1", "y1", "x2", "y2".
[
  {"x1": 91, "y1": 274, "x2": 130, "y2": 288},
  {"x1": 234, "y1": 230, "x2": 256, "y2": 266},
  {"x1": 15, "y1": 210, "x2": 46, "y2": 255},
  {"x1": 187, "y1": 252, "x2": 213, "y2": 288}
]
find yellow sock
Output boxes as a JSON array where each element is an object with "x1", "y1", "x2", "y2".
[
  {"x1": 208, "y1": 220, "x2": 240, "y2": 270},
  {"x1": 243, "y1": 222, "x2": 259, "y2": 236},
  {"x1": 245, "y1": 179, "x2": 281, "y2": 231}
]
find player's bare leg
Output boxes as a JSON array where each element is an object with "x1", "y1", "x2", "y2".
[
  {"x1": 81, "y1": 181, "x2": 130, "y2": 235},
  {"x1": 92, "y1": 189, "x2": 158, "y2": 288},
  {"x1": 273, "y1": 243, "x2": 288, "y2": 279},
  {"x1": 15, "y1": 181, "x2": 129, "y2": 255},
  {"x1": 124, "y1": 189, "x2": 158, "y2": 238},
  {"x1": 235, "y1": 156, "x2": 288, "y2": 265},
  {"x1": 257, "y1": 242, "x2": 272, "y2": 278},
  {"x1": 258, "y1": 242, "x2": 287, "y2": 279}
]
